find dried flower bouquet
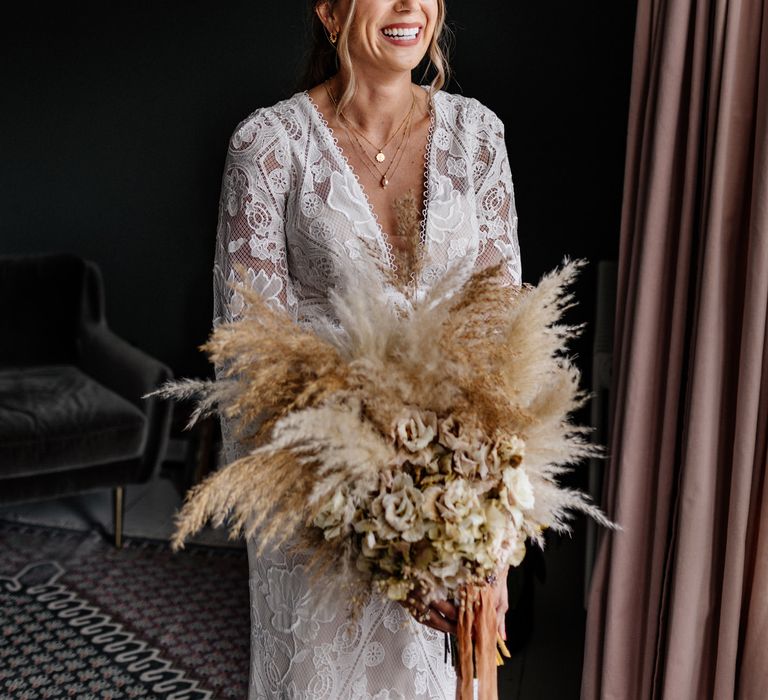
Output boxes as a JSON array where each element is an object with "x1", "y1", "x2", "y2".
[{"x1": 151, "y1": 256, "x2": 615, "y2": 699}]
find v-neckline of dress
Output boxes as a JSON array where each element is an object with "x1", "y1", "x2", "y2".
[{"x1": 303, "y1": 86, "x2": 437, "y2": 273}]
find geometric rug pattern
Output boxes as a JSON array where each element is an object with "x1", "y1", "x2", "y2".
[{"x1": 0, "y1": 521, "x2": 249, "y2": 699}]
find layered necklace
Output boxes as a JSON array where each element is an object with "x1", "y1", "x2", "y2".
[{"x1": 324, "y1": 80, "x2": 416, "y2": 189}]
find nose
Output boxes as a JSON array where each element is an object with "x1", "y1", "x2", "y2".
[{"x1": 395, "y1": 0, "x2": 418, "y2": 10}]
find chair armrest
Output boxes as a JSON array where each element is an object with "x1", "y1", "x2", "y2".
[
  {"x1": 79, "y1": 324, "x2": 170, "y2": 406},
  {"x1": 79, "y1": 323, "x2": 173, "y2": 483}
]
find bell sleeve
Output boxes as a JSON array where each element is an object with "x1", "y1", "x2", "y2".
[{"x1": 471, "y1": 106, "x2": 523, "y2": 286}]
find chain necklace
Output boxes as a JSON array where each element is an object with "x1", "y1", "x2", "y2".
[
  {"x1": 324, "y1": 80, "x2": 415, "y2": 165},
  {"x1": 324, "y1": 81, "x2": 416, "y2": 189},
  {"x1": 348, "y1": 102, "x2": 414, "y2": 189}
]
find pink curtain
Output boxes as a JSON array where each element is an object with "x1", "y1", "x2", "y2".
[{"x1": 582, "y1": 0, "x2": 768, "y2": 698}]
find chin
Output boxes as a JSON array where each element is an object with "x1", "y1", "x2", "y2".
[{"x1": 391, "y1": 53, "x2": 429, "y2": 74}]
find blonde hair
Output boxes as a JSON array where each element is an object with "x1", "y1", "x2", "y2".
[{"x1": 301, "y1": 0, "x2": 452, "y2": 115}]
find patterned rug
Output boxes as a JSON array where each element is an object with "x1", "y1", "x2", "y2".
[{"x1": 0, "y1": 520, "x2": 249, "y2": 699}]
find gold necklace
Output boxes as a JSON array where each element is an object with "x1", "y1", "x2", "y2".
[
  {"x1": 344, "y1": 102, "x2": 414, "y2": 188},
  {"x1": 324, "y1": 80, "x2": 415, "y2": 164}
]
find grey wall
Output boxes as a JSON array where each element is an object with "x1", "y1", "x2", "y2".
[{"x1": 1, "y1": 1, "x2": 636, "y2": 380}]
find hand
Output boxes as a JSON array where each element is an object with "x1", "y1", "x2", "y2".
[
  {"x1": 492, "y1": 564, "x2": 510, "y2": 640},
  {"x1": 401, "y1": 592, "x2": 458, "y2": 635}
]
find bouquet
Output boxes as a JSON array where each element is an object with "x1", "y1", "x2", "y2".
[{"x1": 152, "y1": 256, "x2": 615, "y2": 699}]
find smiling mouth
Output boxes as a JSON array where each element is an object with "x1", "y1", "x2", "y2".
[{"x1": 381, "y1": 26, "x2": 422, "y2": 43}]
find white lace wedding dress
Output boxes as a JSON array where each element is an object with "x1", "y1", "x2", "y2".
[{"x1": 212, "y1": 85, "x2": 522, "y2": 700}]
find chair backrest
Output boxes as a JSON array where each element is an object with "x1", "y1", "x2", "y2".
[{"x1": 0, "y1": 253, "x2": 100, "y2": 367}]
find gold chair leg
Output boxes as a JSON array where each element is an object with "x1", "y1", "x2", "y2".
[{"x1": 113, "y1": 486, "x2": 124, "y2": 549}]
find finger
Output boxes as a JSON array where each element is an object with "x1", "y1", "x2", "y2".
[
  {"x1": 405, "y1": 595, "x2": 428, "y2": 617},
  {"x1": 497, "y1": 611, "x2": 506, "y2": 641},
  {"x1": 430, "y1": 599, "x2": 459, "y2": 622},
  {"x1": 421, "y1": 607, "x2": 457, "y2": 635},
  {"x1": 404, "y1": 597, "x2": 458, "y2": 635}
]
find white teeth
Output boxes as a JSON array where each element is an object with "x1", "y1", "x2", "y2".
[{"x1": 383, "y1": 27, "x2": 419, "y2": 39}]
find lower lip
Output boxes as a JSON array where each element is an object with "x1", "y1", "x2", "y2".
[{"x1": 381, "y1": 30, "x2": 421, "y2": 46}]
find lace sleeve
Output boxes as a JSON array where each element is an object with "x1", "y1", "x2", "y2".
[
  {"x1": 213, "y1": 108, "x2": 298, "y2": 328},
  {"x1": 212, "y1": 109, "x2": 297, "y2": 464},
  {"x1": 472, "y1": 106, "x2": 523, "y2": 285}
]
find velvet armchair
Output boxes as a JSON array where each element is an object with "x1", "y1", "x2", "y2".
[{"x1": 0, "y1": 253, "x2": 173, "y2": 547}]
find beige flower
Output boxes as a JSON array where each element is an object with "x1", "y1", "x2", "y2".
[
  {"x1": 394, "y1": 409, "x2": 438, "y2": 453},
  {"x1": 368, "y1": 473, "x2": 426, "y2": 543},
  {"x1": 312, "y1": 489, "x2": 354, "y2": 540},
  {"x1": 497, "y1": 435, "x2": 526, "y2": 467},
  {"x1": 437, "y1": 416, "x2": 469, "y2": 451},
  {"x1": 396, "y1": 443, "x2": 441, "y2": 472},
  {"x1": 421, "y1": 485, "x2": 443, "y2": 521},
  {"x1": 452, "y1": 447, "x2": 481, "y2": 479}
]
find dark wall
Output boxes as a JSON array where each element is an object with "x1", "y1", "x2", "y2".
[{"x1": 1, "y1": 1, "x2": 636, "y2": 381}]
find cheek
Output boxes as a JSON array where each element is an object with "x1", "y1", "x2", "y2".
[{"x1": 423, "y1": 5, "x2": 440, "y2": 42}]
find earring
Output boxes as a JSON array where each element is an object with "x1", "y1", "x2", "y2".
[{"x1": 330, "y1": 30, "x2": 338, "y2": 44}]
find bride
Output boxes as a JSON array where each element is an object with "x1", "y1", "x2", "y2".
[{"x1": 212, "y1": 0, "x2": 522, "y2": 697}]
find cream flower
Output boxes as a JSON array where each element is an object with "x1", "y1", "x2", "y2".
[
  {"x1": 480, "y1": 501, "x2": 509, "y2": 566},
  {"x1": 394, "y1": 409, "x2": 438, "y2": 453},
  {"x1": 505, "y1": 538, "x2": 527, "y2": 568},
  {"x1": 502, "y1": 466, "x2": 535, "y2": 511},
  {"x1": 439, "y1": 478, "x2": 480, "y2": 523}
]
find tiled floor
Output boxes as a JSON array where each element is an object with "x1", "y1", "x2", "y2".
[{"x1": 0, "y1": 446, "x2": 587, "y2": 698}]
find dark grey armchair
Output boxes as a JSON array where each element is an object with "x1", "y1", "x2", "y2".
[{"x1": 0, "y1": 253, "x2": 173, "y2": 547}]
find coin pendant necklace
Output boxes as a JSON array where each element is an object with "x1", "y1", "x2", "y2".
[
  {"x1": 343, "y1": 103, "x2": 414, "y2": 188},
  {"x1": 324, "y1": 80, "x2": 414, "y2": 165}
]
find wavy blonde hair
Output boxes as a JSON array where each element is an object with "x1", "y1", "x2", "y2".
[{"x1": 300, "y1": 0, "x2": 452, "y2": 116}]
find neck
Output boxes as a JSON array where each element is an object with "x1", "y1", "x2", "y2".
[{"x1": 329, "y1": 71, "x2": 418, "y2": 140}]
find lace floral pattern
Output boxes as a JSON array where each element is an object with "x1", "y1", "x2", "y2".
[
  {"x1": 213, "y1": 86, "x2": 521, "y2": 329},
  {"x1": 246, "y1": 544, "x2": 456, "y2": 700},
  {"x1": 212, "y1": 87, "x2": 522, "y2": 699}
]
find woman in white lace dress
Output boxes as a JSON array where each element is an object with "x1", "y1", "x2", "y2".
[{"x1": 212, "y1": 1, "x2": 522, "y2": 697}]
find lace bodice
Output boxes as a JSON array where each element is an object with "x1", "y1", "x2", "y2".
[
  {"x1": 212, "y1": 86, "x2": 522, "y2": 700},
  {"x1": 213, "y1": 86, "x2": 521, "y2": 330}
]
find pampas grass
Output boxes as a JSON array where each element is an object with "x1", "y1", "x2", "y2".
[{"x1": 150, "y1": 253, "x2": 616, "y2": 579}]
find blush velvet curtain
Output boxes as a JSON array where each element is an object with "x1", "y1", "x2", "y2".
[{"x1": 581, "y1": 0, "x2": 768, "y2": 698}]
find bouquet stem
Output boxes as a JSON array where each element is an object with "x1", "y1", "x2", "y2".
[{"x1": 456, "y1": 584, "x2": 499, "y2": 700}]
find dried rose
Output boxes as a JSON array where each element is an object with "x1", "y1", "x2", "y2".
[
  {"x1": 312, "y1": 489, "x2": 354, "y2": 540},
  {"x1": 394, "y1": 409, "x2": 438, "y2": 453},
  {"x1": 437, "y1": 416, "x2": 469, "y2": 451},
  {"x1": 368, "y1": 473, "x2": 426, "y2": 543}
]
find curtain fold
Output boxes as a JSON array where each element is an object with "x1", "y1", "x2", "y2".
[{"x1": 582, "y1": 0, "x2": 768, "y2": 698}]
